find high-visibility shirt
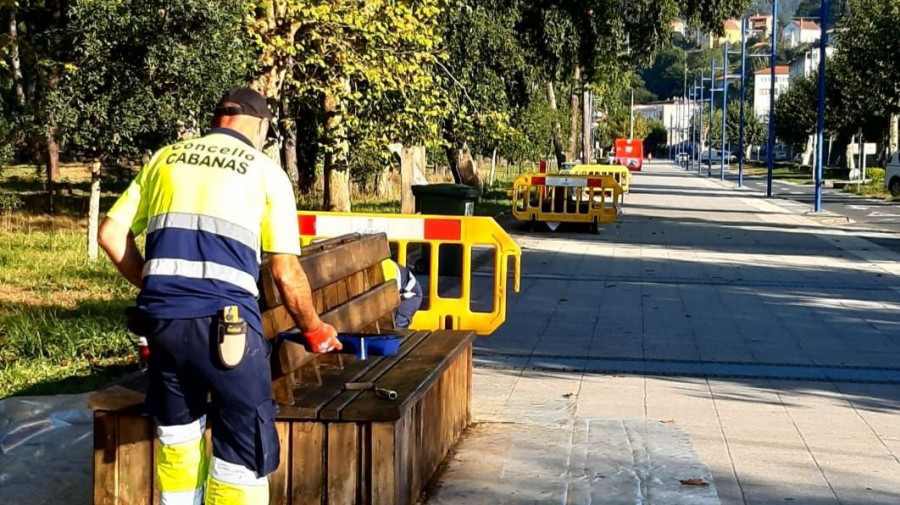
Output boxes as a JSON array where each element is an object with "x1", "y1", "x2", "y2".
[{"x1": 106, "y1": 128, "x2": 301, "y2": 333}]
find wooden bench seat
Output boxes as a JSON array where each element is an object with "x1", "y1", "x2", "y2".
[
  {"x1": 91, "y1": 330, "x2": 474, "y2": 505},
  {"x1": 91, "y1": 233, "x2": 476, "y2": 505}
]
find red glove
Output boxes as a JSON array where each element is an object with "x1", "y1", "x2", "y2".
[{"x1": 303, "y1": 323, "x2": 342, "y2": 353}]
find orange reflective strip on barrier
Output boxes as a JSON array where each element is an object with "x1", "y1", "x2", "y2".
[{"x1": 296, "y1": 211, "x2": 521, "y2": 336}]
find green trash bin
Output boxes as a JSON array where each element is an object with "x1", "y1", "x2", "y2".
[
  {"x1": 411, "y1": 184, "x2": 481, "y2": 275},
  {"x1": 412, "y1": 183, "x2": 481, "y2": 216}
]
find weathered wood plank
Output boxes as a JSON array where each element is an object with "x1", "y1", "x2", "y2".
[
  {"x1": 291, "y1": 422, "x2": 325, "y2": 505},
  {"x1": 370, "y1": 426, "x2": 396, "y2": 504},
  {"x1": 327, "y1": 423, "x2": 358, "y2": 505},
  {"x1": 258, "y1": 233, "x2": 392, "y2": 311},
  {"x1": 269, "y1": 421, "x2": 291, "y2": 505},
  {"x1": 318, "y1": 331, "x2": 432, "y2": 421},
  {"x1": 88, "y1": 385, "x2": 145, "y2": 412},
  {"x1": 319, "y1": 282, "x2": 400, "y2": 333},
  {"x1": 339, "y1": 331, "x2": 475, "y2": 422},
  {"x1": 117, "y1": 413, "x2": 153, "y2": 505},
  {"x1": 93, "y1": 411, "x2": 118, "y2": 505}
]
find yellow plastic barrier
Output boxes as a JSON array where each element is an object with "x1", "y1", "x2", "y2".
[
  {"x1": 569, "y1": 164, "x2": 632, "y2": 193},
  {"x1": 297, "y1": 212, "x2": 521, "y2": 336},
  {"x1": 511, "y1": 173, "x2": 622, "y2": 232}
]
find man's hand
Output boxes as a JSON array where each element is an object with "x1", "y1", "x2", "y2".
[{"x1": 302, "y1": 322, "x2": 342, "y2": 353}]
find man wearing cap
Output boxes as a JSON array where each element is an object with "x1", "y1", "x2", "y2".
[{"x1": 98, "y1": 87, "x2": 341, "y2": 505}]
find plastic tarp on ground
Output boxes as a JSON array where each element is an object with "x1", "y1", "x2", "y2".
[{"x1": 0, "y1": 394, "x2": 93, "y2": 505}]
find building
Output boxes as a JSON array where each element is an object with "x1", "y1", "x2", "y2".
[
  {"x1": 782, "y1": 19, "x2": 820, "y2": 48},
  {"x1": 670, "y1": 18, "x2": 685, "y2": 36},
  {"x1": 699, "y1": 19, "x2": 742, "y2": 49},
  {"x1": 633, "y1": 99, "x2": 695, "y2": 149},
  {"x1": 789, "y1": 45, "x2": 835, "y2": 81},
  {"x1": 753, "y1": 66, "x2": 790, "y2": 119},
  {"x1": 748, "y1": 14, "x2": 773, "y2": 38}
]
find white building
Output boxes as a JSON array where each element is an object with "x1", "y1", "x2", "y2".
[
  {"x1": 634, "y1": 99, "x2": 695, "y2": 148},
  {"x1": 748, "y1": 14, "x2": 773, "y2": 38},
  {"x1": 789, "y1": 45, "x2": 835, "y2": 81},
  {"x1": 753, "y1": 66, "x2": 790, "y2": 120},
  {"x1": 782, "y1": 19, "x2": 820, "y2": 48}
]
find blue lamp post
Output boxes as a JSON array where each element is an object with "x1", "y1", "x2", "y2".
[
  {"x1": 814, "y1": 0, "x2": 829, "y2": 212},
  {"x1": 698, "y1": 71, "x2": 705, "y2": 173},
  {"x1": 738, "y1": 17, "x2": 747, "y2": 188},
  {"x1": 721, "y1": 42, "x2": 729, "y2": 181},
  {"x1": 766, "y1": 0, "x2": 779, "y2": 197}
]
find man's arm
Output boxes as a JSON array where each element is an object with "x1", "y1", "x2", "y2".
[
  {"x1": 98, "y1": 217, "x2": 145, "y2": 289},
  {"x1": 269, "y1": 253, "x2": 341, "y2": 352},
  {"x1": 269, "y1": 253, "x2": 321, "y2": 331}
]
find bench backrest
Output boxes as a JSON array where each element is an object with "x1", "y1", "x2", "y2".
[{"x1": 257, "y1": 232, "x2": 401, "y2": 404}]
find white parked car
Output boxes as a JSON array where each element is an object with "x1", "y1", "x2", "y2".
[{"x1": 886, "y1": 150, "x2": 900, "y2": 197}]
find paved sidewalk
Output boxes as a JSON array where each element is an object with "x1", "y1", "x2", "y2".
[{"x1": 428, "y1": 162, "x2": 900, "y2": 505}]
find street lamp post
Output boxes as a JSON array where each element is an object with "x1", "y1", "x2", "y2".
[
  {"x1": 739, "y1": 17, "x2": 747, "y2": 188},
  {"x1": 708, "y1": 59, "x2": 723, "y2": 178},
  {"x1": 693, "y1": 81, "x2": 700, "y2": 170},
  {"x1": 721, "y1": 42, "x2": 729, "y2": 181},
  {"x1": 766, "y1": 0, "x2": 779, "y2": 197},
  {"x1": 814, "y1": 0, "x2": 829, "y2": 212},
  {"x1": 698, "y1": 71, "x2": 705, "y2": 174}
]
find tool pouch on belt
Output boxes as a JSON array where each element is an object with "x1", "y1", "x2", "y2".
[
  {"x1": 124, "y1": 306, "x2": 154, "y2": 336},
  {"x1": 218, "y1": 306, "x2": 247, "y2": 369}
]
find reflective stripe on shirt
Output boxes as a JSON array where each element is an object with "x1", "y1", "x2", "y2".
[
  {"x1": 143, "y1": 258, "x2": 259, "y2": 297},
  {"x1": 148, "y1": 212, "x2": 260, "y2": 258}
]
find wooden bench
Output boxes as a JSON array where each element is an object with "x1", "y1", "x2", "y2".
[{"x1": 91, "y1": 233, "x2": 476, "y2": 505}]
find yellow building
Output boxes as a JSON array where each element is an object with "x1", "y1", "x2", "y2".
[{"x1": 700, "y1": 19, "x2": 742, "y2": 49}]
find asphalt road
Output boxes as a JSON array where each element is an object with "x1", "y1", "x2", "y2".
[{"x1": 679, "y1": 160, "x2": 900, "y2": 234}]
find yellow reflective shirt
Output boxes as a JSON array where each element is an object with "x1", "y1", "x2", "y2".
[{"x1": 107, "y1": 128, "x2": 301, "y2": 332}]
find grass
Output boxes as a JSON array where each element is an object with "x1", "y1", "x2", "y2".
[
  {"x1": 0, "y1": 215, "x2": 141, "y2": 398},
  {"x1": 0, "y1": 160, "x2": 522, "y2": 399}
]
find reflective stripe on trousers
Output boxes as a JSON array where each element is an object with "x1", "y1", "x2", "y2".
[
  {"x1": 157, "y1": 416, "x2": 208, "y2": 505},
  {"x1": 206, "y1": 456, "x2": 269, "y2": 505}
]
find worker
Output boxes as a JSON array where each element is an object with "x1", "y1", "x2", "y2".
[
  {"x1": 98, "y1": 87, "x2": 342, "y2": 505},
  {"x1": 382, "y1": 259, "x2": 423, "y2": 329}
]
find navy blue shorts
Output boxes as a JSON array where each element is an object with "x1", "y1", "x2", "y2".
[{"x1": 144, "y1": 316, "x2": 280, "y2": 477}]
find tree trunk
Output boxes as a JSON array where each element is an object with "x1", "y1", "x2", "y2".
[
  {"x1": 280, "y1": 116, "x2": 300, "y2": 200},
  {"x1": 568, "y1": 67, "x2": 581, "y2": 161},
  {"x1": 546, "y1": 82, "x2": 566, "y2": 168},
  {"x1": 46, "y1": 127, "x2": 60, "y2": 214},
  {"x1": 444, "y1": 145, "x2": 462, "y2": 184},
  {"x1": 889, "y1": 113, "x2": 899, "y2": 154},
  {"x1": 582, "y1": 87, "x2": 592, "y2": 164},
  {"x1": 87, "y1": 160, "x2": 101, "y2": 261},
  {"x1": 8, "y1": 7, "x2": 25, "y2": 109},
  {"x1": 295, "y1": 101, "x2": 319, "y2": 195},
  {"x1": 489, "y1": 148, "x2": 497, "y2": 186},
  {"x1": 322, "y1": 86, "x2": 351, "y2": 211}
]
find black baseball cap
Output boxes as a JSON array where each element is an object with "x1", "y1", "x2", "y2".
[{"x1": 214, "y1": 87, "x2": 278, "y2": 139}]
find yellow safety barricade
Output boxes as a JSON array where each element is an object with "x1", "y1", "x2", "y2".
[
  {"x1": 511, "y1": 173, "x2": 622, "y2": 232},
  {"x1": 568, "y1": 164, "x2": 632, "y2": 193},
  {"x1": 297, "y1": 211, "x2": 521, "y2": 336}
]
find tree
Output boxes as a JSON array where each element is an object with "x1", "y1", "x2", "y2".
[
  {"x1": 50, "y1": 0, "x2": 252, "y2": 258},
  {"x1": 832, "y1": 0, "x2": 900, "y2": 152}
]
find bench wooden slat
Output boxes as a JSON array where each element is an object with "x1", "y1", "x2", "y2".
[
  {"x1": 339, "y1": 330, "x2": 476, "y2": 422},
  {"x1": 279, "y1": 330, "x2": 430, "y2": 421},
  {"x1": 258, "y1": 233, "x2": 391, "y2": 310},
  {"x1": 118, "y1": 415, "x2": 153, "y2": 505},
  {"x1": 327, "y1": 423, "x2": 359, "y2": 505},
  {"x1": 317, "y1": 331, "x2": 433, "y2": 422},
  {"x1": 291, "y1": 422, "x2": 325, "y2": 505},
  {"x1": 269, "y1": 422, "x2": 291, "y2": 505},
  {"x1": 319, "y1": 281, "x2": 399, "y2": 332}
]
